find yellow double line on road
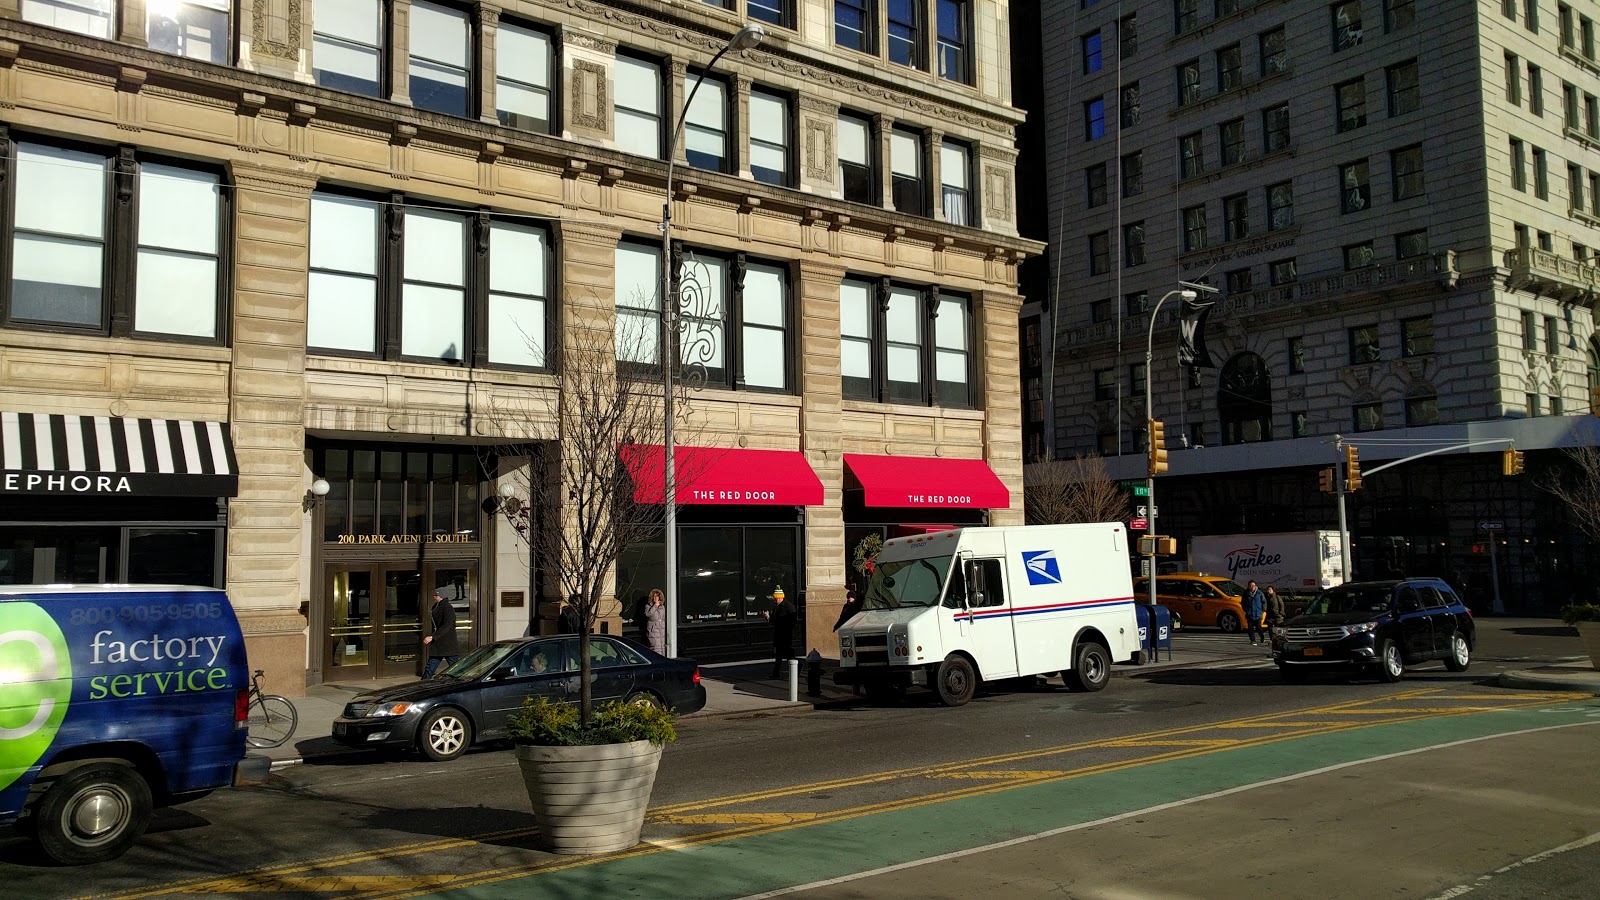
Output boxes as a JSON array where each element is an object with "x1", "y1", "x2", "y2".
[{"x1": 79, "y1": 690, "x2": 1590, "y2": 900}]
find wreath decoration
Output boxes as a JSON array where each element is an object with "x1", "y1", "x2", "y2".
[{"x1": 852, "y1": 533, "x2": 884, "y2": 577}]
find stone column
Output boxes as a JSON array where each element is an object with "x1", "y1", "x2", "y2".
[
  {"x1": 667, "y1": 60, "x2": 688, "y2": 166},
  {"x1": 118, "y1": 0, "x2": 148, "y2": 48},
  {"x1": 798, "y1": 259, "x2": 848, "y2": 658},
  {"x1": 928, "y1": 129, "x2": 945, "y2": 222},
  {"x1": 977, "y1": 285, "x2": 1025, "y2": 526},
  {"x1": 389, "y1": 0, "x2": 413, "y2": 106},
  {"x1": 874, "y1": 113, "x2": 895, "y2": 212},
  {"x1": 238, "y1": 0, "x2": 313, "y2": 81},
  {"x1": 731, "y1": 73, "x2": 752, "y2": 179},
  {"x1": 798, "y1": 95, "x2": 840, "y2": 197},
  {"x1": 228, "y1": 163, "x2": 317, "y2": 697},
  {"x1": 475, "y1": 3, "x2": 502, "y2": 124},
  {"x1": 557, "y1": 26, "x2": 615, "y2": 146}
]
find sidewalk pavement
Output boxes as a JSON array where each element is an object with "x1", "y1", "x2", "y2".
[{"x1": 254, "y1": 641, "x2": 1596, "y2": 769}]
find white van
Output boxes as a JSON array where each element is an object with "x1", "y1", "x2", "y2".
[{"x1": 837, "y1": 524, "x2": 1140, "y2": 706}]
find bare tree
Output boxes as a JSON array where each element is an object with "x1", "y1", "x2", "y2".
[
  {"x1": 1540, "y1": 445, "x2": 1600, "y2": 545},
  {"x1": 1025, "y1": 454, "x2": 1131, "y2": 525},
  {"x1": 490, "y1": 312, "x2": 710, "y2": 725}
]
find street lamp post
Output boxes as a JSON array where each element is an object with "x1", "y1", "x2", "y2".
[
  {"x1": 661, "y1": 23, "x2": 764, "y2": 658},
  {"x1": 1143, "y1": 287, "x2": 1197, "y2": 619}
]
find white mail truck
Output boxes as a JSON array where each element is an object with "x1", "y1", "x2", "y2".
[{"x1": 836, "y1": 523, "x2": 1141, "y2": 706}]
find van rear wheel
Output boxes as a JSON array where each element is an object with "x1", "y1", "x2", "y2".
[
  {"x1": 34, "y1": 763, "x2": 152, "y2": 865},
  {"x1": 935, "y1": 656, "x2": 977, "y2": 707},
  {"x1": 1065, "y1": 642, "x2": 1112, "y2": 692}
]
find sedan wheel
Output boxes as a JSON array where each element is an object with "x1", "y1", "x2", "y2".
[
  {"x1": 626, "y1": 691, "x2": 665, "y2": 710},
  {"x1": 418, "y1": 708, "x2": 471, "y2": 762},
  {"x1": 1443, "y1": 634, "x2": 1471, "y2": 672},
  {"x1": 1377, "y1": 639, "x2": 1405, "y2": 683},
  {"x1": 1217, "y1": 611, "x2": 1241, "y2": 633}
]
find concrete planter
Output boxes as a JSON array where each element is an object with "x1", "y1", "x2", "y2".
[
  {"x1": 1577, "y1": 622, "x2": 1600, "y2": 671},
  {"x1": 514, "y1": 740, "x2": 663, "y2": 855}
]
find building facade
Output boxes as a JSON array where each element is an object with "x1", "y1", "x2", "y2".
[
  {"x1": 0, "y1": 0, "x2": 1040, "y2": 691},
  {"x1": 1034, "y1": 0, "x2": 1600, "y2": 610}
]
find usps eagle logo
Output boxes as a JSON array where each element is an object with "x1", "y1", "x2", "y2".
[{"x1": 1021, "y1": 550, "x2": 1062, "y2": 585}]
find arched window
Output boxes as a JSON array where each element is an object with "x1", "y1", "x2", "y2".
[
  {"x1": 1219, "y1": 352, "x2": 1272, "y2": 444},
  {"x1": 1587, "y1": 338, "x2": 1600, "y2": 413}
]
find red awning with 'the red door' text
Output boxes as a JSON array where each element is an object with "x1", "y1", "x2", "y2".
[
  {"x1": 842, "y1": 453, "x2": 1010, "y2": 509},
  {"x1": 622, "y1": 445, "x2": 824, "y2": 506}
]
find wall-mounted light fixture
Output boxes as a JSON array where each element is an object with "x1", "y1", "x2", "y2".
[
  {"x1": 497, "y1": 481, "x2": 524, "y2": 516},
  {"x1": 303, "y1": 478, "x2": 330, "y2": 512}
]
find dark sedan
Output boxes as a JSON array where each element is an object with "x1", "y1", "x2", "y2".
[{"x1": 331, "y1": 635, "x2": 707, "y2": 760}]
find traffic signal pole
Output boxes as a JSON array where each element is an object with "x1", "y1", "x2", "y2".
[{"x1": 1334, "y1": 435, "x2": 1351, "y2": 582}]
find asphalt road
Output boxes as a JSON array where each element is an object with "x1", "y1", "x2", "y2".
[{"x1": 3, "y1": 618, "x2": 1595, "y2": 899}]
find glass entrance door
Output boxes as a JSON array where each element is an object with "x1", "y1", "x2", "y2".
[{"x1": 326, "y1": 563, "x2": 426, "y2": 679}]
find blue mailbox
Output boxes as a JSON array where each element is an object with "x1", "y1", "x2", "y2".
[{"x1": 1135, "y1": 603, "x2": 1173, "y2": 657}]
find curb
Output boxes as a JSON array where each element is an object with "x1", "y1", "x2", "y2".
[{"x1": 1496, "y1": 670, "x2": 1600, "y2": 694}]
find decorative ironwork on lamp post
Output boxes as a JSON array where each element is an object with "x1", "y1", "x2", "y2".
[{"x1": 661, "y1": 23, "x2": 764, "y2": 657}]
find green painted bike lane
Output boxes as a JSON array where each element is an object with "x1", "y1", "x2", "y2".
[{"x1": 421, "y1": 700, "x2": 1600, "y2": 900}]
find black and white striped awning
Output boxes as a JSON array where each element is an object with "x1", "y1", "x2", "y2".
[{"x1": 1, "y1": 412, "x2": 238, "y2": 497}]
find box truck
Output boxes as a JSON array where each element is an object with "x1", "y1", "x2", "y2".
[
  {"x1": 1189, "y1": 531, "x2": 1345, "y2": 601},
  {"x1": 835, "y1": 523, "x2": 1140, "y2": 706}
]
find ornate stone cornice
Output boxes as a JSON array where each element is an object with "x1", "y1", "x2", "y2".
[{"x1": 559, "y1": 26, "x2": 617, "y2": 55}]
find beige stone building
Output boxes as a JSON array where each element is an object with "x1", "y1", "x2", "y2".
[{"x1": 0, "y1": 0, "x2": 1039, "y2": 690}]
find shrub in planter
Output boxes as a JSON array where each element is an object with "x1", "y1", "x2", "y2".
[
  {"x1": 1560, "y1": 603, "x2": 1600, "y2": 627},
  {"x1": 507, "y1": 698, "x2": 677, "y2": 855},
  {"x1": 1562, "y1": 604, "x2": 1600, "y2": 672}
]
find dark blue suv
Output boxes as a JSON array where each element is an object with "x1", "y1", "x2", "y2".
[{"x1": 1273, "y1": 577, "x2": 1474, "y2": 683}]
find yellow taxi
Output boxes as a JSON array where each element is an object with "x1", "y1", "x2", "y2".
[{"x1": 1131, "y1": 572, "x2": 1253, "y2": 632}]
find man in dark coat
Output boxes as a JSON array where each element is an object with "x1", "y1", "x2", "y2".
[
  {"x1": 765, "y1": 588, "x2": 797, "y2": 678},
  {"x1": 833, "y1": 586, "x2": 863, "y2": 632},
  {"x1": 423, "y1": 591, "x2": 460, "y2": 678}
]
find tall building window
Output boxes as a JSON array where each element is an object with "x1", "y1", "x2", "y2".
[
  {"x1": 1088, "y1": 232, "x2": 1110, "y2": 275},
  {"x1": 1386, "y1": 0, "x2": 1415, "y2": 31},
  {"x1": 1534, "y1": 146, "x2": 1550, "y2": 198},
  {"x1": 1514, "y1": 222, "x2": 1530, "y2": 247},
  {"x1": 1525, "y1": 0, "x2": 1540, "y2": 31},
  {"x1": 1125, "y1": 291, "x2": 1149, "y2": 316},
  {"x1": 748, "y1": 0, "x2": 789, "y2": 27},
  {"x1": 1392, "y1": 145, "x2": 1424, "y2": 199},
  {"x1": 891, "y1": 127, "x2": 927, "y2": 215},
  {"x1": 307, "y1": 194, "x2": 381, "y2": 354},
  {"x1": 940, "y1": 140, "x2": 971, "y2": 225},
  {"x1": 1220, "y1": 118, "x2": 1245, "y2": 166},
  {"x1": 1395, "y1": 229, "x2": 1428, "y2": 259},
  {"x1": 1123, "y1": 221, "x2": 1146, "y2": 267},
  {"x1": 1530, "y1": 64, "x2": 1544, "y2": 115},
  {"x1": 840, "y1": 277, "x2": 875, "y2": 400},
  {"x1": 313, "y1": 0, "x2": 384, "y2": 97},
  {"x1": 1122, "y1": 151, "x2": 1144, "y2": 197},
  {"x1": 487, "y1": 221, "x2": 549, "y2": 369},
  {"x1": 1332, "y1": 1, "x2": 1363, "y2": 51},
  {"x1": 1225, "y1": 267, "x2": 1252, "y2": 294},
  {"x1": 1340, "y1": 160, "x2": 1370, "y2": 213},
  {"x1": 1287, "y1": 336, "x2": 1305, "y2": 373},
  {"x1": 1387, "y1": 60, "x2": 1420, "y2": 115},
  {"x1": 936, "y1": 0, "x2": 972, "y2": 83},
  {"x1": 1522, "y1": 309, "x2": 1538, "y2": 351},
  {"x1": 1586, "y1": 15, "x2": 1598, "y2": 57},
  {"x1": 887, "y1": 0, "x2": 921, "y2": 68},
  {"x1": 614, "y1": 54, "x2": 664, "y2": 160},
  {"x1": 1270, "y1": 258, "x2": 1297, "y2": 285},
  {"x1": 1216, "y1": 43, "x2": 1242, "y2": 91},
  {"x1": 1262, "y1": 103, "x2": 1291, "y2": 151},
  {"x1": 1337, "y1": 78, "x2": 1367, "y2": 131},
  {"x1": 1404, "y1": 396, "x2": 1437, "y2": 426},
  {"x1": 147, "y1": 0, "x2": 230, "y2": 64},
  {"x1": 6, "y1": 142, "x2": 226, "y2": 340},
  {"x1": 496, "y1": 21, "x2": 553, "y2": 133},
  {"x1": 1182, "y1": 205, "x2": 1208, "y2": 252},
  {"x1": 1094, "y1": 368, "x2": 1115, "y2": 402},
  {"x1": 1349, "y1": 324, "x2": 1381, "y2": 364},
  {"x1": 1085, "y1": 163, "x2": 1108, "y2": 208},
  {"x1": 1584, "y1": 93, "x2": 1597, "y2": 135},
  {"x1": 1506, "y1": 52, "x2": 1522, "y2": 105},
  {"x1": 1223, "y1": 193, "x2": 1249, "y2": 241},
  {"x1": 399, "y1": 209, "x2": 468, "y2": 361},
  {"x1": 1353, "y1": 402, "x2": 1383, "y2": 432},
  {"x1": 1572, "y1": 163, "x2": 1587, "y2": 212},
  {"x1": 933, "y1": 291, "x2": 973, "y2": 406},
  {"x1": 1591, "y1": 173, "x2": 1600, "y2": 214},
  {"x1": 21, "y1": 0, "x2": 112, "y2": 38},
  {"x1": 409, "y1": 1, "x2": 470, "y2": 116},
  {"x1": 1511, "y1": 138, "x2": 1527, "y2": 191},
  {"x1": 1175, "y1": 0, "x2": 1198, "y2": 33},
  {"x1": 1565, "y1": 82, "x2": 1581, "y2": 129},
  {"x1": 1267, "y1": 181, "x2": 1294, "y2": 230},
  {"x1": 887, "y1": 284, "x2": 926, "y2": 403},
  {"x1": 1179, "y1": 131, "x2": 1204, "y2": 178},
  {"x1": 1546, "y1": 314, "x2": 1561, "y2": 354},
  {"x1": 1561, "y1": 2, "x2": 1575, "y2": 46},
  {"x1": 1259, "y1": 26, "x2": 1287, "y2": 75},
  {"x1": 1177, "y1": 59, "x2": 1202, "y2": 105},
  {"x1": 1344, "y1": 241, "x2": 1375, "y2": 270},
  {"x1": 835, "y1": 0, "x2": 873, "y2": 53},
  {"x1": 1084, "y1": 30, "x2": 1104, "y2": 74},
  {"x1": 1121, "y1": 82, "x2": 1142, "y2": 126},
  {"x1": 684, "y1": 72, "x2": 730, "y2": 173},
  {"x1": 1085, "y1": 97, "x2": 1107, "y2": 140},
  {"x1": 1401, "y1": 316, "x2": 1433, "y2": 356},
  {"x1": 837, "y1": 112, "x2": 875, "y2": 203},
  {"x1": 1120, "y1": 13, "x2": 1139, "y2": 57},
  {"x1": 749, "y1": 88, "x2": 791, "y2": 186}
]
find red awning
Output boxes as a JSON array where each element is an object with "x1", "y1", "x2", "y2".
[
  {"x1": 842, "y1": 454, "x2": 1010, "y2": 509},
  {"x1": 622, "y1": 445, "x2": 824, "y2": 506}
]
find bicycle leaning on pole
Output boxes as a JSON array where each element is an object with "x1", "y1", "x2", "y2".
[{"x1": 245, "y1": 669, "x2": 299, "y2": 749}]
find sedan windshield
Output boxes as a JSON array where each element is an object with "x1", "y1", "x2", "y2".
[
  {"x1": 863, "y1": 555, "x2": 954, "y2": 610},
  {"x1": 1306, "y1": 586, "x2": 1392, "y2": 615},
  {"x1": 439, "y1": 643, "x2": 517, "y2": 680}
]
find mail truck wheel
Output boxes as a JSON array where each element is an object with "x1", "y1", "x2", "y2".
[
  {"x1": 35, "y1": 763, "x2": 152, "y2": 865},
  {"x1": 1065, "y1": 642, "x2": 1111, "y2": 692},
  {"x1": 935, "y1": 656, "x2": 977, "y2": 707}
]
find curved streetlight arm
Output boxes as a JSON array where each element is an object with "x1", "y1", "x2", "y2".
[
  {"x1": 1141, "y1": 288, "x2": 1196, "y2": 635},
  {"x1": 661, "y1": 23, "x2": 762, "y2": 659}
]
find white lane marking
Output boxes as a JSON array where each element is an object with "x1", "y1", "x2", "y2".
[
  {"x1": 738, "y1": 718, "x2": 1600, "y2": 900},
  {"x1": 1422, "y1": 831, "x2": 1600, "y2": 900}
]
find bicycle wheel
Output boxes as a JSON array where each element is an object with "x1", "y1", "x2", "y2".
[{"x1": 245, "y1": 695, "x2": 298, "y2": 749}]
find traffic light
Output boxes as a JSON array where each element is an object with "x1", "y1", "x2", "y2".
[
  {"x1": 1503, "y1": 448, "x2": 1526, "y2": 476},
  {"x1": 1318, "y1": 467, "x2": 1335, "y2": 493},
  {"x1": 1148, "y1": 419, "x2": 1168, "y2": 475},
  {"x1": 1343, "y1": 445, "x2": 1362, "y2": 491}
]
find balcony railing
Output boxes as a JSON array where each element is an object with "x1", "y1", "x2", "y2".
[{"x1": 1504, "y1": 246, "x2": 1600, "y2": 301}]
